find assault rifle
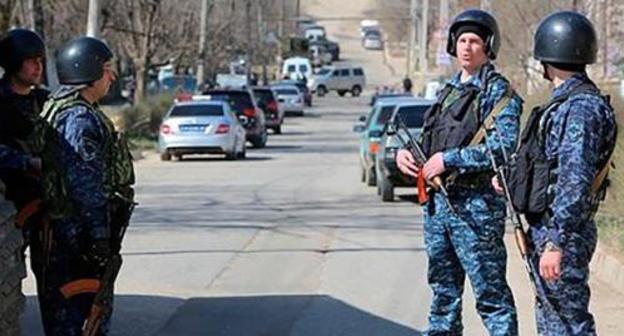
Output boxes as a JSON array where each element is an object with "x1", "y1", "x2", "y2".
[
  {"x1": 484, "y1": 127, "x2": 555, "y2": 311},
  {"x1": 388, "y1": 115, "x2": 455, "y2": 212},
  {"x1": 82, "y1": 191, "x2": 136, "y2": 336}
]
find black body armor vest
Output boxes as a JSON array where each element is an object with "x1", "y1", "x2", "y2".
[{"x1": 507, "y1": 81, "x2": 613, "y2": 224}]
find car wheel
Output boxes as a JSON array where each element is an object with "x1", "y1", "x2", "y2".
[
  {"x1": 274, "y1": 125, "x2": 282, "y2": 134},
  {"x1": 366, "y1": 167, "x2": 376, "y2": 187},
  {"x1": 360, "y1": 165, "x2": 366, "y2": 183},
  {"x1": 351, "y1": 85, "x2": 362, "y2": 97},
  {"x1": 175, "y1": 154, "x2": 184, "y2": 161},
  {"x1": 238, "y1": 145, "x2": 246, "y2": 159},
  {"x1": 252, "y1": 131, "x2": 268, "y2": 148},
  {"x1": 317, "y1": 86, "x2": 327, "y2": 97},
  {"x1": 337, "y1": 90, "x2": 347, "y2": 97},
  {"x1": 381, "y1": 175, "x2": 394, "y2": 202},
  {"x1": 225, "y1": 151, "x2": 237, "y2": 160},
  {"x1": 160, "y1": 151, "x2": 172, "y2": 161}
]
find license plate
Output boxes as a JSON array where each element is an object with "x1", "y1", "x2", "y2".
[{"x1": 179, "y1": 124, "x2": 207, "y2": 132}]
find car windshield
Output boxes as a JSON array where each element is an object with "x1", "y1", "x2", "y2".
[
  {"x1": 316, "y1": 68, "x2": 331, "y2": 76},
  {"x1": 169, "y1": 105, "x2": 223, "y2": 117},
  {"x1": 396, "y1": 105, "x2": 429, "y2": 128},
  {"x1": 299, "y1": 65, "x2": 309, "y2": 73},
  {"x1": 376, "y1": 105, "x2": 396, "y2": 125},
  {"x1": 253, "y1": 89, "x2": 276, "y2": 105},
  {"x1": 205, "y1": 91, "x2": 253, "y2": 114},
  {"x1": 275, "y1": 88, "x2": 299, "y2": 95}
]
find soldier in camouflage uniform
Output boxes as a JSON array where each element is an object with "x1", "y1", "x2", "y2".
[
  {"x1": 0, "y1": 28, "x2": 47, "y2": 232},
  {"x1": 33, "y1": 36, "x2": 135, "y2": 335},
  {"x1": 396, "y1": 9, "x2": 521, "y2": 335},
  {"x1": 501, "y1": 12, "x2": 617, "y2": 335}
]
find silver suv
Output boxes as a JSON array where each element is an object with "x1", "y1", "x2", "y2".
[{"x1": 310, "y1": 65, "x2": 366, "y2": 97}]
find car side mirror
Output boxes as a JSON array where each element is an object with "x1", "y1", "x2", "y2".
[
  {"x1": 353, "y1": 125, "x2": 365, "y2": 133},
  {"x1": 358, "y1": 115, "x2": 366, "y2": 122}
]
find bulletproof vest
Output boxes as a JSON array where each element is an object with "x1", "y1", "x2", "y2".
[
  {"x1": 506, "y1": 81, "x2": 612, "y2": 223},
  {"x1": 30, "y1": 89, "x2": 135, "y2": 219},
  {"x1": 421, "y1": 84, "x2": 481, "y2": 158}
]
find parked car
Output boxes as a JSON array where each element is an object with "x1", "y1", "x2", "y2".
[
  {"x1": 158, "y1": 100, "x2": 247, "y2": 161},
  {"x1": 363, "y1": 30, "x2": 383, "y2": 50},
  {"x1": 354, "y1": 96, "x2": 420, "y2": 186},
  {"x1": 202, "y1": 88, "x2": 268, "y2": 148},
  {"x1": 360, "y1": 19, "x2": 379, "y2": 37},
  {"x1": 315, "y1": 37, "x2": 340, "y2": 61},
  {"x1": 295, "y1": 16, "x2": 317, "y2": 34},
  {"x1": 278, "y1": 79, "x2": 312, "y2": 106},
  {"x1": 252, "y1": 87, "x2": 285, "y2": 134},
  {"x1": 304, "y1": 25, "x2": 326, "y2": 42},
  {"x1": 272, "y1": 84, "x2": 305, "y2": 116},
  {"x1": 376, "y1": 99, "x2": 435, "y2": 201},
  {"x1": 310, "y1": 65, "x2": 366, "y2": 97},
  {"x1": 369, "y1": 92, "x2": 413, "y2": 106},
  {"x1": 309, "y1": 43, "x2": 333, "y2": 67},
  {"x1": 281, "y1": 56, "x2": 313, "y2": 81}
]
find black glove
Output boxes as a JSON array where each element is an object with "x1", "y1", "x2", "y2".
[{"x1": 87, "y1": 239, "x2": 111, "y2": 268}]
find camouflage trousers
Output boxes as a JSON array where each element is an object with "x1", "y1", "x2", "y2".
[
  {"x1": 423, "y1": 191, "x2": 518, "y2": 336},
  {"x1": 529, "y1": 221, "x2": 597, "y2": 336}
]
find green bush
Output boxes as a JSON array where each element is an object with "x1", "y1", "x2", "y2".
[{"x1": 116, "y1": 93, "x2": 175, "y2": 151}]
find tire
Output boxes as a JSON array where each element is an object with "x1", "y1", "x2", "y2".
[
  {"x1": 238, "y1": 146, "x2": 246, "y2": 159},
  {"x1": 366, "y1": 167, "x2": 376, "y2": 187},
  {"x1": 274, "y1": 125, "x2": 282, "y2": 135},
  {"x1": 175, "y1": 154, "x2": 184, "y2": 161},
  {"x1": 337, "y1": 90, "x2": 347, "y2": 97},
  {"x1": 351, "y1": 85, "x2": 362, "y2": 97},
  {"x1": 317, "y1": 86, "x2": 327, "y2": 97},
  {"x1": 0, "y1": 190, "x2": 25, "y2": 336},
  {"x1": 160, "y1": 151, "x2": 172, "y2": 161},
  {"x1": 360, "y1": 165, "x2": 366, "y2": 183},
  {"x1": 225, "y1": 151, "x2": 237, "y2": 160},
  {"x1": 380, "y1": 175, "x2": 394, "y2": 202},
  {"x1": 251, "y1": 130, "x2": 268, "y2": 148}
]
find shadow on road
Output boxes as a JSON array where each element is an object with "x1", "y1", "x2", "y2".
[{"x1": 23, "y1": 294, "x2": 423, "y2": 336}]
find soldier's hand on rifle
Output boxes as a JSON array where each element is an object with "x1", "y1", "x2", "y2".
[
  {"x1": 491, "y1": 175, "x2": 504, "y2": 195},
  {"x1": 396, "y1": 149, "x2": 420, "y2": 178},
  {"x1": 539, "y1": 245, "x2": 562, "y2": 282},
  {"x1": 423, "y1": 152, "x2": 446, "y2": 180}
]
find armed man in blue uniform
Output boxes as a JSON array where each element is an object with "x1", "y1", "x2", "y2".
[
  {"x1": 32, "y1": 36, "x2": 135, "y2": 335},
  {"x1": 500, "y1": 12, "x2": 617, "y2": 335},
  {"x1": 397, "y1": 9, "x2": 522, "y2": 335}
]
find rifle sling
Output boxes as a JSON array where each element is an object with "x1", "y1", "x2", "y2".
[{"x1": 469, "y1": 86, "x2": 514, "y2": 146}]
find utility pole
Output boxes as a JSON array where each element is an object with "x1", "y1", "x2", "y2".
[
  {"x1": 406, "y1": 0, "x2": 417, "y2": 77},
  {"x1": 419, "y1": 0, "x2": 429, "y2": 79},
  {"x1": 278, "y1": 0, "x2": 286, "y2": 64},
  {"x1": 197, "y1": 0, "x2": 210, "y2": 89},
  {"x1": 440, "y1": 0, "x2": 448, "y2": 27},
  {"x1": 296, "y1": 0, "x2": 301, "y2": 17},
  {"x1": 86, "y1": 0, "x2": 101, "y2": 38}
]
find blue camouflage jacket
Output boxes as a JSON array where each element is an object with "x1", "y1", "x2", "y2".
[
  {"x1": 441, "y1": 63, "x2": 524, "y2": 175},
  {"x1": 539, "y1": 73, "x2": 617, "y2": 248},
  {"x1": 0, "y1": 145, "x2": 32, "y2": 171},
  {"x1": 53, "y1": 102, "x2": 109, "y2": 241}
]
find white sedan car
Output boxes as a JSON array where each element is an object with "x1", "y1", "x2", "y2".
[{"x1": 158, "y1": 99, "x2": 247, "y2": 161}]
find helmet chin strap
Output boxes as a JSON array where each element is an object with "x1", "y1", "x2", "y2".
[{"x1": 541, "y1": 62, "x2": 552, "y2": 81}]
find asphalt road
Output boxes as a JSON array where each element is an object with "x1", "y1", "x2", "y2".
[{"x1": 19, "y1": 0, "x2": 624, "y2": 334}]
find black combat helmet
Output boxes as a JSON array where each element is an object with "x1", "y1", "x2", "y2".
[
  {"x1": 534, "y1": 11, "x2": 597, "y2": 65},
  {"x1": 0, "y1": 28, "x2": 46, "y2": 75},
  {"x1": 56, "y1": 36, "x2": 113, "y2": 85},
  {"x1": 446, "y1": 9, "x2": 500, "y2": 60}
]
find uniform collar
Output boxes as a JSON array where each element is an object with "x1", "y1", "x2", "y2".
[
  {"x1": 551, "y1": 72, "x2": 590, "y2": 100},
  {"x1": 447, "y1": 62, "x2": 494, "y2": 90}
]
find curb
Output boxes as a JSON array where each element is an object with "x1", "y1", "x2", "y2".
[{"x1": 591, "y1": 243, "x2": 624, "y2": 294}]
